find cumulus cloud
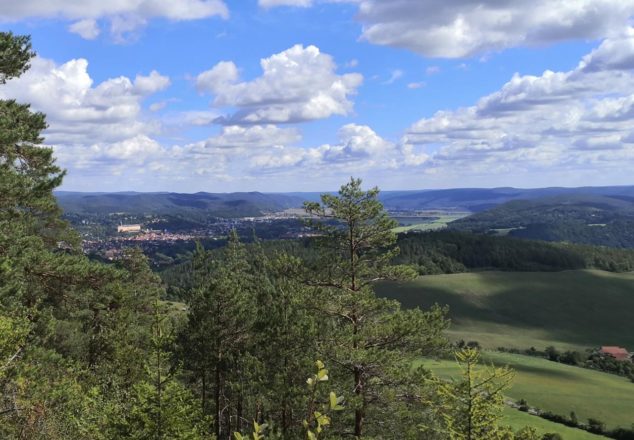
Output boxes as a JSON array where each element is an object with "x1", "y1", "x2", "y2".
[
  {"x1": 402, "y1": 28, "x2": 634, "y2": 181},
  {"x1": 249, "y1": 123, "x2": 396, "y2": 171},
  {"x1": 579, "y1": 27, "x2": 634, "y2": 72},
  {"x1": 196, "y1": 44, "x2": 363, "y2": 124},
  {"x1": 0, "y1": 52, "x2": 380, "y2": 189},
  {"x1": 360, "y1": 0, "x2": 634, "y2": 58},
  {"x1": 202, "y1": 125, "x2": 301, "y2": 149},
  {"x1": 261, "y1": 0, "x2": 634, "y2": 58},
  {"x1": 134, "y1": 70, "x2": 171, "y2": 94},
  {"x1": 1, "y1": 0, "x2": 228, "y2": 40},
  {"x1": 0, "y1": 56, "x2": 169, "y2": 148}
]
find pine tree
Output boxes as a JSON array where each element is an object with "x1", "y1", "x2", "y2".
[
  {"x1": 304, "y1": 177, "x2": 449, "y2": 438},
  {"x1": 115, "y1": 301, "x2": 212, "y2": 440},
  {"x1": 0, "y1": 32, "x2": 161, "y2": 438},
  {"x1": 251, "y1": 249, "x2": 319, "y2": 437},
  {"x1": 426, "y1": 348, "x2": 516, "y2": 440},
  {"x1": 179, "y1": 231, "x2": 256, "y2": 439}
]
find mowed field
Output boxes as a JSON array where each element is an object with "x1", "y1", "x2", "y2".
[
  {"x1": 392, "y1": 213, "x2": 469, "y2": 233},
  {"x1": 376, "y1": 270, "x2": 634, "y2": 350},
  {"x1": 422, "y1": 351, "x2": 634, "y2": 431},
  {"x1": 502, "y1": 408, "x2": 607, "y2": 439}
]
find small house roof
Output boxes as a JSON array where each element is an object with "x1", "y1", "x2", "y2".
[{"x1": 600, "y1": 346, "x2": 630, "y2": 359}]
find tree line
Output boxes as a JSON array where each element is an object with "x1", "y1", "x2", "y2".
[{"x1": 161, "y1": 230, "x2": 634, "y2": 299}]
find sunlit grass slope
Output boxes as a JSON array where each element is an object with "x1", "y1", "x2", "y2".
[
  {"x1": 377, "y1": 270, "x2": 634, "y2": 350},
  {"x1": 502, "y1": 408, "x2": 608, "y2": 439},
  {"x1": 422, "y1": 351, "x2": 634, "y2": 430}
]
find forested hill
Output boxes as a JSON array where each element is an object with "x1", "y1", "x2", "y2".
[
  {"x1": 449, "y1": 194, "x2": 634, "y2": 248},
  {"x1": 378, "y1": 185, "x2": 634, "y2": 211},
  {"x1": 57, "y1": 185, "x2": 634, "y2": 217},
  {"x1": 55, "y1": 191, "x2": 304, "y2": 218}
]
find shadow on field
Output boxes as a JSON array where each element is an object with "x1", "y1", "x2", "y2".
[
  {"x1": 488, "y1": 360, "x2": 578, "y2": 380},
  {"x1": 376, "y1": 270, "x2": 634, "y2": 348}
]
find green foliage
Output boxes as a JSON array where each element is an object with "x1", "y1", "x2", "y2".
[
  {"x1": 395, "y1": 230, "x2": 587, "y2": 273},
  {"x1": 178, "y1": 232, "x2": 259, "y2": 438},
  {"x1": 0, "y1": 32, "x2": 34, "y2": 84},
  {"x1": 112, "y1": 301, "x2": 212, "y2": 439},
  {"x1": 396, "y1": 229, "x2": 634, "y2": 273},
  {"x1": 450, "y1": 194, "x2": 634, "y2": 248},
  {"x1": 303, "y1": 360, "x2": 344, "y2": 440},
  {"x1": 304, "y1": 177, "x2": 449, "y2": 438},
  {"x1": 427, "y1": 351, "x2": 634, "y2": 432},
  {"x1": 424, "y1": 348, "x2": 516, "y2": 440},
  {"x1": 0, "y1": 32, "x2": 179, "y2": 438}
]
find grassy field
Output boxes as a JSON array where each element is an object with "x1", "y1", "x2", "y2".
[
  {"x1": 376, "y1": 270, "x2": 634, "y2": 350},
  {"x1": 392, "y1": 213, "x2": 469, "y2": 233},
  {"x1": 423, "y1": 351, "x2": 634, "y2": 430},
  {"x1": 502, "y1": 408, "x2": 608, "y2": 439}
]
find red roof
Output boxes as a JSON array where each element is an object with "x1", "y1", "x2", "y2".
[{"x1": 600, "y1": 346, "x2": 630, "y2": 361}]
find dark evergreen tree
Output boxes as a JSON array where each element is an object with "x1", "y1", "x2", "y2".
[{"x1": 304, "y1": 178, "x2": 449, "y2": 438}]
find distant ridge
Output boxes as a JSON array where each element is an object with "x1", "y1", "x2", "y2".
[
  {"x1": 56, "y1": 191, "x2": 304, "y2": 218},
  {"x1": 450, "y1": 193, "x2": 634, "y2": 248},
  {"x1": 56, "y1": 185, "x2": 634, "y2": 217}
]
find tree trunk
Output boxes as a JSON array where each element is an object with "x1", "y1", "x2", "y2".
[
  {"x1": 237, "y1": 393, "x2": 243, "y2": 435},
  {"x1": 202, "y1": 370, "x2": 206, "y2": 414},
  {"x1": 215, "y1": 362, "x2": 221, "y2": 439}
]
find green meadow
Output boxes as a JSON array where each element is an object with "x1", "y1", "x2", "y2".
[
  {"x1": 502, "y1": 408, "x2": 608, "y2": 439},
  {"x1": 377, "y1": 270, "x2": 634, "y2": 350},
  {"x1": 392, "y1": 213, "x2": 469, "y2": 233},
  {"x1": 422, "y1": 352, "x2": 634, "y2": 430}
]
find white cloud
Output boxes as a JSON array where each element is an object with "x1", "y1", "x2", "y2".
[
  {"x1": 261, "y1": 0, "x2": 634, "y2": 58},
  {"x1": 579, "y1": 27, "x2": 634, "y2": 72},
  {"x1": 358, "y1": 0, "x2": 634, "y2": 58},
  {"x1": 1, "y1": 0, "x2": 228, "y2": 40},
  {"x1": 68, "y1": 19, "x2": 100, "y2": 39},
  {"x1": 134, "y1": 70, "x2": 171, "y2": 94},
  {"x1": 196, "y1": 44, "x2": 363, "y2": 124},
  {"x1": 383, "y1": 69, "x2": 403, "y2": 85},
  {"x1": 0, "y1": 56, "x2": 169, "y2": 147},
  {"x1": 249, "y1": 123, "x2": 395, "y2": 170},
  {"x1": 202, "y1": 125, "x2": 301, "y2": 149},
  {"x1": 196, "y1": 61, "x2": 239, "y2": 92},
  {"x1": 402, "y1": 29, "x2": 634, "y2": 182}
]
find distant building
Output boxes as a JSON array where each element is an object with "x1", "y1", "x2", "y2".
[
  {"x1": 599, "y1": 346, "x2": 630, "y2": 361},
  {"x1": 117, "y1": 224, "x2": 142, "y2": 233}
]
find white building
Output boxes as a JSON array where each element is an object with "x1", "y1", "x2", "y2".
[{"x1": 117, "y1": 224, "x2": 142, "y2": 233}]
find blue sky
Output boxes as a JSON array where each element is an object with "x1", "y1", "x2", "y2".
[{"x1": 1, "y1": 1, "x2": 634, "y2": 192}]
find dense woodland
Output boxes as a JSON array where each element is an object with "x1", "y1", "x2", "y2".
[
  {"x1": 161, "y1": 231, "x2": 634, "y2": 299},
  {"x1": 450, "y1": 196, "x2": 634, "y2": 248},
  {"x1": 394, "y1": 231, "x2": 634, "y2": 274},
  {"x1": 1, "y1": 32, "x2": 628, "y2": 439}
]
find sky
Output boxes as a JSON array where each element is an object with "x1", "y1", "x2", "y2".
[{"x1": 1, "y1": 0, "x2": 634, "y2": 192}]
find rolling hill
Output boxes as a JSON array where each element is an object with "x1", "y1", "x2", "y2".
[
  {"x1": 449, "y1": 194, "x2": 634, "y2": 248},
  {"x1": 378, "y1": 186, "x2": 634, "y2": 212},
  {"x1": 376, "y1": 270, "x2": 634, "y2": 351},
  {"x1": 57, "y1": 185, "x2": 634, "y2": 219},
  {"x1": 55, "y1": 191, "x2": 304, "y2": 218}
]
